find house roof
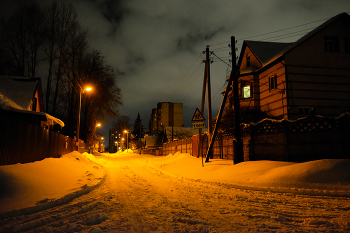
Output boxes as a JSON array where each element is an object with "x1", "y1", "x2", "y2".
[
  {"x1": 0, "y1": 76, "x2": 39, "y2": 110},
  {"x1": 238, "y1": 12, "x2": 350, "y2": 73},
  {"x1": 0, "y1": 75, "x2": 64, "y2": 127},
  {"x1": 244, "y1": 41, "x2": 293, "y2": 67},
  {"x1": 281, "y1": 12, "x2": 350, "y2": 56}
]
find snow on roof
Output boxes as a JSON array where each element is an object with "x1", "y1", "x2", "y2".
[
  {"x1": 45, "y1": 113, "x2": 65, "y2": 127},
  {"x1": 0, "y1": 76, "x2": 38, "y2": 110},
  {"x1": 0, "y1": 93, "x2": 25, "y2": 111}
]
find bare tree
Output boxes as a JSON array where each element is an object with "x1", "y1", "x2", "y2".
[{"x1": 0, "y1": 4, "x2": 44, "y2": 77}]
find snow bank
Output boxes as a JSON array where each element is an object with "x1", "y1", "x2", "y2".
[
  {"x1": 1, "y1": 150, "x2": 349, "y2": 219},
  {"x1": 149, "y1": 153, "x2": 350, "y2": 196},
  {"x1": 0, "y1": 151, "x2": 105, "y2": 216}
]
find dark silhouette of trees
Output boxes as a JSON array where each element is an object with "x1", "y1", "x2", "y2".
[
  {"x1": 132, "y1": 113, "x2": 144, "y2": 149},
  {"x1": 0, "y1": 1, "x2": 123, "y2": 142},
  {"x1": 0, "y1": 4, "x2": 44, "y2": 77}
]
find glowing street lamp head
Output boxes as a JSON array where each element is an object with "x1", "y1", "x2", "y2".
[
  {"x1": 85, "y1": 87, "x2": 92, "y2": 92},
  {"x1": 97, "y1": 123, "x2": 101, "y2": 127}
]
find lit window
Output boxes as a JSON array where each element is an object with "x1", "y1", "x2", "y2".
[
  {"x1": 269, "y1": 75, "x2": 277, "y2": 91},
  {"x1": 243, "y1": 85, "x2": 251, "y2": 98},
  {"x1": 324, "y1": 36, "x2": 340, "y2": 52}
]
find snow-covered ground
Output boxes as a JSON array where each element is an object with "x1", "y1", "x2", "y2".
[{"x1": 0, "y1": 151, "x2": 350, "y2": 232}]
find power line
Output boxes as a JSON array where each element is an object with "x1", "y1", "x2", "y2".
[
  {"x1": 167, "y1": 52, "x2": 203, "y2": 95},
  {"x1": 208, "y1": 14, "x2": 335, "y2": 49},
  {"x1": 238, "y1": 17, "x2": 329, "y2": 41},
  {"x1": 211, "y1": 52, "x2": 232, "y2": 67},
  {"x1": 167, "y1": 59, "x2": 204, "y2": 99}
]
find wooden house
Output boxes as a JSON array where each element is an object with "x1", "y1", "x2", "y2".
[
  {"x1": 0, "y1": 75, "x2": 64, "y2": 128},
  {"x1": 229, "y1": 12, "x2": 350, "y2": 120}
]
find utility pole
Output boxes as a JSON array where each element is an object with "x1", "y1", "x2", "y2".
[
  {"x1": 205, "y1": 36, "x2": 243, "y2": 163},
  {"x1": 206, "y1": 46, "x2": 213, "y2": 159},
  {"x1": 199, "y1": 56, "x2": 207, "y2": 165},
  {"x1": 139, "y1": 119, "x2": 142, "y2": 155},
  {"x1": 232, "y1": 38, "x2": 243, "y2": 164}
]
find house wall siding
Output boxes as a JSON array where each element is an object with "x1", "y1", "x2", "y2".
[
  {"x1": 285, "y1": 19, "x2": 350, "y2": 119},
  {"x1": 259, "y1": 62, "x2": 287, "y2": 118}
]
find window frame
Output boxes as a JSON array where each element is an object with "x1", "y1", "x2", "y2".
[
  {"x1": 242, "y1": 83, "x2": 252, "y2": 98},
  {"x1": 299, "y1": 107, "x2": 314, "y2": 117},
  {"x1": 246, "y1": 55, "x2": 250, "y2": 67},
  {"x1": 269, "y1": 74, "x2": 277, "y2": 91},
  {"x1": 324, "y1": 35, "x2": 340, "y2": 52}
]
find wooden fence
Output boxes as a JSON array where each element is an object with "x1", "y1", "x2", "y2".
[
  {"x1": 142, "y1": 133, "x2": 236, "y2": 159},
  {"x1": 243, "y1": 114, "x2": 350, "y2": 161},
  {"x1": 140, "y1": 114, "x2": 350, "y2": 163},
  {"x1": 0, "y1": 118, "x2": 83, "y2": 165}
]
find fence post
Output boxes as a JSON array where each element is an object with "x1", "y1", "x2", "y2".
[{"x1": 283, "y1": 120, "x2": 289, "y2": 161}]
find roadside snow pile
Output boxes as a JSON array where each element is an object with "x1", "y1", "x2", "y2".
[
  {"x1": 0, "y1": 151, "x2": 105, "y2": 215},
  {"x1": 149, "y1": 153, "x2": 350, "y2": 196},
  {"x1": 122, "y1": 149, "x2": 133, "y2": 154}
]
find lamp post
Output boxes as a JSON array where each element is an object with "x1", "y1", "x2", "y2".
[
  {"x1": 94, "y1": 122, "x2": 101, "y2": 152},
  {"x1": 124, "y1": 130, "x2": 129, "y2": 151},
  {"x1": 100, "y1": 137, "x2": 104, "y2": 152},
  {"x1": 76, "y1": 86, "x2": 92, "y2": 151}
]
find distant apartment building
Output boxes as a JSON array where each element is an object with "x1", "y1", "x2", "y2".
[
  {"x1": 109, "y1": 129, "x2": 122, "y2": 153},
  {"x1": 149, "y1": 102, "x2": 183, "y2": 134}
]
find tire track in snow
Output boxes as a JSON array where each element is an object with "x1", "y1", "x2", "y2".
[{"x1": 1, "y1": 154, "x2": 350, "y2": 232}]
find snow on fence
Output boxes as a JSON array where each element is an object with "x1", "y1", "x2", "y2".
[
  {"x1": 243, "y1": 114, "x2": 350, "y2": 161},
  {"x1": 0, "y1": 118, "x2": 80, "y2": 165}
]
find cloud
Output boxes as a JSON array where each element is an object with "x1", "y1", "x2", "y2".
[{"x1": 2, "y1": 0, "x2": 350, "y2": 137}]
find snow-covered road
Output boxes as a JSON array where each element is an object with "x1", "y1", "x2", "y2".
[{"x1": 1, "y1": 153, "x2": 350, "y2": 232}]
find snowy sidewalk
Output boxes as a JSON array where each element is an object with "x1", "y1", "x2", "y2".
[{"x1": 0, "y1": 151, "x2": 105, "y2": 216}]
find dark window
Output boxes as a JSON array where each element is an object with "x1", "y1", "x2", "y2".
[
  {"x1": 32, "y1": 97, "x2": 37, "y2": 111},
  {"x1": 345, "y1": 37, "x2": 350, "y2": 53},
  {"x1": 269, "y1": 75, "x2": 277, "y2": 91},
  {"x1": 324, "y1": 36, "x2": 340, "y2": 52},
  {"x1": 299, "y1": 107, "x2": 314, "y2": 117},
  {"x1": 246, "y1": 55, "x2": 250, "y2": 67}
]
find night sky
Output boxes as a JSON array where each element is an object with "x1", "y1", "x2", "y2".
[{"x1": 1, "y1": 0, "x2": 350, "y2": 140}]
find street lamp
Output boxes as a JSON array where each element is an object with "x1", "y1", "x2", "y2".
[
  {"x1": 99, "y1": 137, "x2": 104, "y2": 152},
  {"x1": 76, "y1": 86, "x2": 92, "y2": 151},
  {"x1": 124, "y1": 130, "x2": 129, "y2": 151}
]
